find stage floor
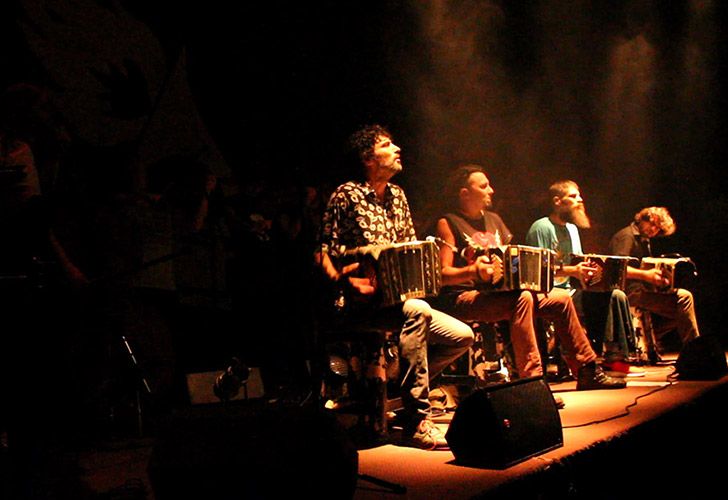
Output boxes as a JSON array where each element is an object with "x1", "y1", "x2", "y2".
[
  {"x1": 355, "y1": 353, "x2": 728, "y2": 499},
  {"x1": 17, "y1": 351, "x2": 728, "y2": 499}
]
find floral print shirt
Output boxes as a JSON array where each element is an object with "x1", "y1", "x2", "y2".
[{"x1": 319, "y1": 180, "x2": 417, "y2": 257}]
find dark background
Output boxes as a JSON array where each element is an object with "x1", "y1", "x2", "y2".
[{"x1": 2, "y1": 0, "x2": 727, "y2": 377}]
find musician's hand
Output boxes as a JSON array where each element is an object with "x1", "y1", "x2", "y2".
[
  {"x1": 473, "y1": 255, "x2": 497, "y2": 284},
  {"x1": 646, "y1": 268, "x2": 669, "y2": 287},
  {"x1": 576, "y1": 262, "x2": 599, "y2": 288},
  {"x1": 340, "y1": 262, "x2": 361, "y2": 277},
  {"x1": 490, "y1": 254, "x2": 503, "y2": 285},
  {"x1": 338, "y1": 262, "x2": 376, "y2": 296},
  {"x1": 348, "y1": 276, "x2": 376, "y2": 295}
]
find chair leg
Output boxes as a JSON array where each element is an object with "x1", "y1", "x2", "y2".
[
  {"x1": 317, "y1": 332, "x2": 396, "y2": 447},
  {"x1": 631, "y1": 307, "x2": 662, "y2": 365},
  {"x1": 537, "y1": 319, "x2": 573, "y2": 382}
]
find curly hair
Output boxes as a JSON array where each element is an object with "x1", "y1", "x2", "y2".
[
  {"x1": 634, "y1": 206, "x2": 676, "y2": 236},
  {"x1": 347, "y1": 124, "x2": 392, "y2": 164}
]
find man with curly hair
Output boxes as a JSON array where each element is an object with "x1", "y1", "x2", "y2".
[
  {"x1": 315, "y1": 124, "x2": 474, "y2": 450},
  {"x1": 609, "y1": 206, "x2": 700, "y2": 354}
]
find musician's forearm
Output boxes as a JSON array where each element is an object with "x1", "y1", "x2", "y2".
[
  {"x1": 626, "y1": 266, "x2": 646, "y2": 282},
  {"x1": 627, "y1": 265, "x2": 662, "y2": 284},
  {"x1": 315, "y1": 251, "x2": 341, "y2": 282},
  {"x1": 558, "y1": 265, "x2": 579, "y2": 279},
  {"x1": 441, "y1": 265, "x2": 479, "y2": 286}
]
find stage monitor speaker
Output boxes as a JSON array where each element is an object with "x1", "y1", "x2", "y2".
[
  {"x1": 148, "y1": 402, "x2": 358, "y2": 499},
  {"x1": 676, "y1": 336, "x2": 728, "y2": 380},
  {"x1": 445, "y1": 376, "x2": 563, "y2": 469},
  {"x1": 186, "y1": 367, "x2": 265, "y2": 404}
]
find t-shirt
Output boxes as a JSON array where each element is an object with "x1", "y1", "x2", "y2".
[{"x1": 525, "y1": 216, "x2": 582, "y2": 288}]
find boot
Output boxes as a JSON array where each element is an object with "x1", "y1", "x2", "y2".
[{"x1": 576, "y1": 362, "x2": 627, "y2": 390}]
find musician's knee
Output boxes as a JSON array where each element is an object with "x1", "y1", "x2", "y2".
[
  {"x1": 676, "y1": 288, "x2": 694, "y2": 309},
  {"x1": 402, "y1": 298, "x2": 432, "y2": 323},
  {"x1": 549, "y1": 287, "x2": 571, "y2": 308},
  {"x1": 516, "y1": 290, "x2": 534, "y2": 311},
  {"x1": 519, "y1": 290, "x2": 534, "y2": 303},
  {"x1": 452, "y1": 320, "x2": 475, "y2": 347}
]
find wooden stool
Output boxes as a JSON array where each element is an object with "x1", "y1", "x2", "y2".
[
  {"x1": 317, "y1": 325, "x2": 401, "y2": 446},
  {"x1": 630, "y1": 306, "x2": 661, "y2": 364},
  {"x1": 440, "y1": 321, "x2": 513, "y2": 385}
]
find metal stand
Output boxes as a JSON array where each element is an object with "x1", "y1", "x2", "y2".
[{"x1": 121, "y1": 335, "x2": 153, "y2": 437}]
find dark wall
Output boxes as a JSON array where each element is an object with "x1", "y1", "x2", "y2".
[{"x1": 2, "y1": 0, "x2": 727, "y2": 344}]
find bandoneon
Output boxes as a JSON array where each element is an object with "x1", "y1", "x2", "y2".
[
  {"x1": 640, "y1": 256, "x2": 697, "y2": 292},
  {"x1": 345, "y1": 240, "x2": 442, "y2": 308},
  {"x1": 486, "y1": 245, "x2": 556, "y2": 293},
  {"x1": 570, "y1": 254, "x2": 637, "y2": 292}
]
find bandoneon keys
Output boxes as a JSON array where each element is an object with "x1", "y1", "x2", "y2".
[
  {"x1": 640, "y1": 256, "x2": 697, "y2": 292},
  {"x1": 570, "y1": 254, "x2": 637, "y2": 292}
]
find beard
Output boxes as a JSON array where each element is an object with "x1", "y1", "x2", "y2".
[
  {"x1": 563, "y1": 205, "x2": 591, "y2": 228},
  {"x1": 381, "y1": 157, "x2": 402, "y2": 176}
]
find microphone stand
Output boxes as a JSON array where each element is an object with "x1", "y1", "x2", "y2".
[
  {"x1": 121, "y1": 335, "x2": 152, "y2": 437},
  {"x1": 94, "y1": 246, "x2": 195, "y2": 438}
]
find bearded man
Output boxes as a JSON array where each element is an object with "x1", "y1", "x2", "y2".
[
  {"x1": 525, "y1": 180, "x2": 645, "y2": 377},
  {"x1": 431, "y1": 166, "x2": 624, "y2": 397}
]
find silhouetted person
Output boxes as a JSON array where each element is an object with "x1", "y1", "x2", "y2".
[{"x1": 0, "y1": 123, "x2": 89, "y2": 498}]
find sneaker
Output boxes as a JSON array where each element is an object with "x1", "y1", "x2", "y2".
[
  {"x1": 403, "y1": 418, "x2": 449, "y2": 450},
  {"x1": 602, "y1": 360, "x2": 646, "y2": 378},
  {"x1": 576, "y1": 362, "x2": 627, "y2": 390},
  {"x1": 428, "y1": 386, "x2": 458, "y2": 412}
]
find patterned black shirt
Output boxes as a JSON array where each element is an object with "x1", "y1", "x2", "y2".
[{"x1": 319, "y1": 180, "x2": 417, "y2": 257}]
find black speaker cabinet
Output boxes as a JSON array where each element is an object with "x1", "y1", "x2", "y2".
[
  {"x1": 676, "y1": 336, "x2": 728, "y2": 380},
  {"x1": 445, "y1": 377, "x2": 563, "y2": 468},
  {"x1": 148, "y1": 402, "x2": 359, "y2": 499}
]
